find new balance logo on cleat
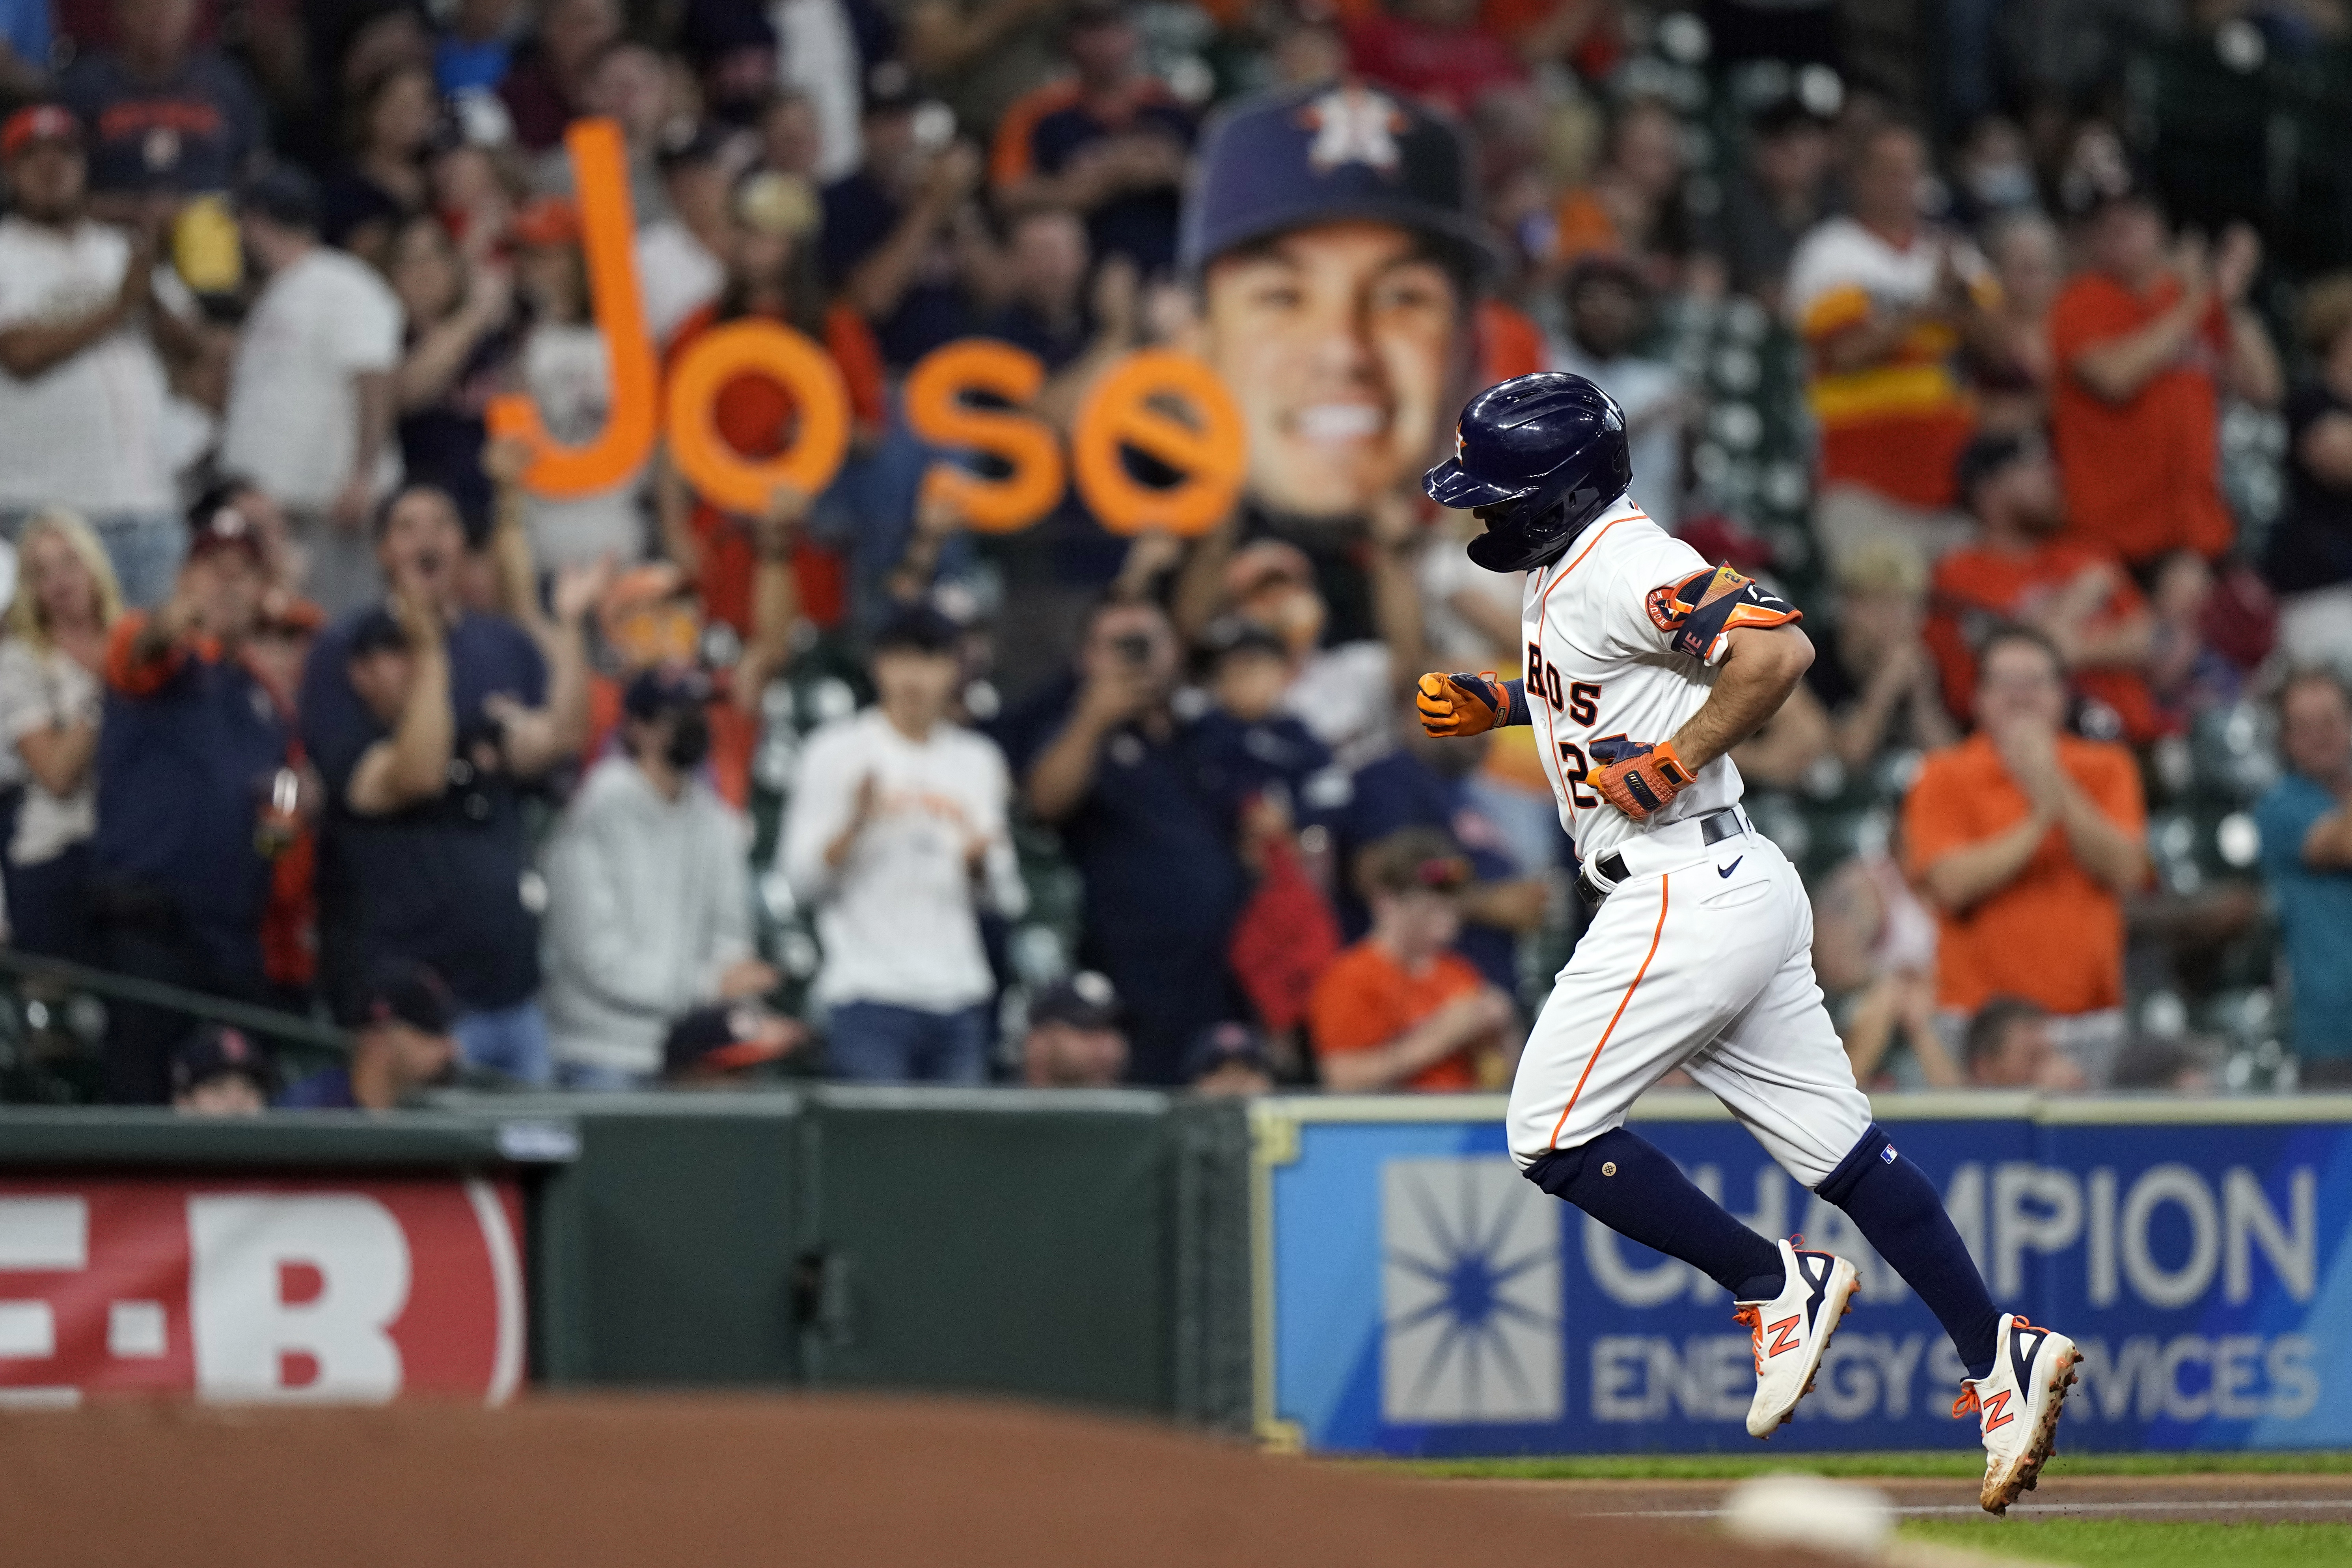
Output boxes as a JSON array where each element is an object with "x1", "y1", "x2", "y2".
[
  {"x1": 1736, "y1": 1237, "x2": 1860, "y2": 1439},
  {"x1": 1956, "y1": 1313, "x2": 2081, "y2": 1514}
]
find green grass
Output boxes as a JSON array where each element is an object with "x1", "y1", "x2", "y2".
[
  {"x1": 1899, "y1": 1519, "x2": 2352, "y2": 1568},
  {"x1": 1374, "y1": 1451, "x2": 2352, "y2": 1482}
]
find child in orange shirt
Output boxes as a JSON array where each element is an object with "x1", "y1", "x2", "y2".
[{"x1": 1308, "y1": 827, "x2": 1518, "y2": 1091}]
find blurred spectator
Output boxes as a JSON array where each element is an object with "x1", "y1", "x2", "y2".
[
  {"x1": 2143, "y1": 550, "x2": 2241, "y2": 726},
  {"x1": 279, "y1": 958, "x2": 459, "y2": 1109},
  {"x1": 1802, "y1": 537, "x2": 1956, "y2": 773},
  {"x1": 1718, "y1": 95, "x2": 1833, "y2": 309},
  {"x1": 1346, "y1": 0, "x2": 1528, "y2": 119},
  {"x1": 784, "y1": 604, "x2": 1023, "y2": 1084},
  {"x1": 770, "y1": 0, "x2": 895, "y2": 182},
  {"x1": 1550, "y1": 95, "x2": 1711, "y2": 292},
  {"x1": 58, "y1": 0, "x2": 263, "y2": 204},
  {"x1": 300, "y1": 486, "x2": 596, "y2": 1086},
  {"x1": 822, "y1": 64, "x2": 997, "y2": 371},
  {"x1": 662, "y1": 173, "x2": 867, "y2": 637},
  {"x1": 498, "y1": 0, "x2": 621, "y2": 153},
  {"x1": 662, "y1": 1001, "x2": 808, "y2": 1087},
  {"x1": 1222, "y1": 538, "x2": 1407, "y2": 770},
  {"x1": 1547, "y1": 252, "x2": 1689, "y2": 530},
  {"x1": 321, "y1": 62, "x2": 440, "y2": 267},
  {"x1": 1811, "y1": 815, "x2": 1957, "y2": 1088},
  {"x1": 1976, "y1": 211, "x2": 2063, "y2": 433},
  {"x1": 1962, "y1": 994, "x2": 2086, "y2": 1091},
  {"x1": 2256, "y1": 671, "x2": 2352, "y2": 1088},
  {"x1": 1308, "y1": 826, "x2": 1517, "y2": 1091},
  {"x1": 388, "y1": 211, "x2": 518, "y2": 541},
  {"x1": 168, "y1": 1022, "x2": 275, "y2": 1113},
  {"x1": 435, "y1": 0, "x2": 526, "y2": 100},
  {"x1": 760, "y1": 88, "x2": 826, "y2": 180},
  {"x1": 513, "y1": 199, "x2": 643, "y2": 570},
  {"x1": 2047, "y1": 167, "x2": 2281, "y2": 569},
  {"x1": 1786, "y1": 121, "x2": 1999, "y2": 572},
  {"x1": 90, "y1": 508, "x2": 291, "y2": 1103},
  {"x1": 1185, "y1": 1018, "x2": 1275, "y2": 1096},
  {"x1": 1189, "y1": 613, "x2": 1336, "y2": 830},
  {"x1": 2110, "y1": 1031, "x2": 2217, "y2": 1094},
  {"x1": 1002, "y1": 597, "x2": 1249, "y2": 1083},
  {"x1": 543, "y1": 666, "x2": 773, "y2": 1089},
  {"x1": 1020, "y1": 970, "x2": 1128, "y2": 1087},
  {"x1": 0, "y1": 0, "x2": 46, "y2": 101},
  {"x1": 0, "y1": 104, "x2": 193, "y2": 608},
  {"x1": 221, "y1": 168, "x2": 405, "y2": 617},
  {"x1": 1904, "y1": 626, "x2": 2147, "y2": 1084},
  {"x1": 1337, "y1": 702, "x2": 1548, "y2": 997},
  {"x1": 0, "y1": 509, "x2": 120, "y2": 961},
  {"x1": 2266, "y1": 274, "x2": 2352, "y2": 671},
  {"x1": 1926, "y1": 430, "x2": 2160, "y2": 743},
  {"x1": 991, "y1": 0, "x2": 1194, "y2": 276},
  {"x1": 901, "y1": 0, "x2": 1065, "y2": 139},
  {"x1": 546, "y1": 39, "x2": 674, "y2": 223},
  {"x1": 636, "y1": 123, "x2": 731, "y2": 348},
  {"x1": 1950, "y1": 115, "x2": 2040, "y2": 227}
]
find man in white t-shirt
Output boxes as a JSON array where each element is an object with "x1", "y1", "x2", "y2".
[
  {"x1": 0, "y1": 104, "x2": 195, "y2": 607},
  {"x1": 1547, "y1": 254, "x2": 1689, "y2": 532},
  {"x1": 781, "y1": 603, "x2": 1025, "y2": 1083},
  {"x1": 220, "y1": 166, "x2": 404, "y2": 616}
]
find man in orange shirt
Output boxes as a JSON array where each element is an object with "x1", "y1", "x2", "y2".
[
  {"x1": 1904, "y1": 626, "x2": 2148, "y2": 1082},
  {"x1": 1925, "y1": 430, "x2": 2160, "y2": 742},
  {"x1": 2046, "y1": 158, "x2": 2279, "y2": 566},
  {"x1": 1308, "y1": 826, "x2": 1517, "y2": 1091}
]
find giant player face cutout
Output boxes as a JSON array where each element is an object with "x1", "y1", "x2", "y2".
[{"x1": 1193, "y1": 220, "x2": 1464, "y2": 520}]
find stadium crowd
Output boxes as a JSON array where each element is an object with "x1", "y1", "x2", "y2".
[{"x1": 0, "y1": 0, "x2": 2343, "y2": 1110}]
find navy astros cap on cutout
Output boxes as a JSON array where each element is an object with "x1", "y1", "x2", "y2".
[
  {"x1": 171, "y1": 1023, "x2": 278, "y2": 1094},
  {"x1": 1179, "y1": 82, "x2": 1495, "y2": 278}
]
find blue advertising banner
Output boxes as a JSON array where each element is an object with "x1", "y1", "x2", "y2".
[{"x1": 1248, "y1": 1094, "x2": 2352, "y2": 1455}]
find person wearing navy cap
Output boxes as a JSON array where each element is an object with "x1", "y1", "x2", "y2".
[
  {"x1": 169, "y1": 1023, "x2": 278, "y2": 1115},
  {"x1": 1181, "y1": 84, "x2": 1490, "y2": 526},
  {"x1": 279, "y1": 959, "x2": 459, "y2": 1109}
]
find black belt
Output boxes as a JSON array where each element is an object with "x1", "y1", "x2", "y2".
[{"x1": 1577, "y1": 808, "x2": 1745, "y2": 908}]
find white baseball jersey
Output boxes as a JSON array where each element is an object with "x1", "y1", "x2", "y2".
[
  {"x1": 1519, "y1": 498, "x2": 1764, "y2": 863},
  {"x1": 1499, "y1": 495, "x2": 1872, "y2": 1183}
]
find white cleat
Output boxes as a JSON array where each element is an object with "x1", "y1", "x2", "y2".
[
  {"x1": 1955, "y1": 1313, "x2": 2081, "y2": 1514},
  {"x1": 1735, "y1": 1237, "x2": 1861, "y2": 1439}
]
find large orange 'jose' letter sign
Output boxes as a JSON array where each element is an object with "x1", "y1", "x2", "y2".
[
  {"x1": 484, "y1": 119, "x2": 658, "y2": 495},
  {"x1": 903, "y1": 340, "x2": 1064, "y2": 533},
  {"x1": 664, "y1": 321, "x2": 850, "y2": 514},
  {"x1": 1070, "y1": 349, "x2": 1246, "y2": 537}
]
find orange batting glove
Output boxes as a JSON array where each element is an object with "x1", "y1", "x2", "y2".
[
  {"x1": 1416, "y1": 671, "x2": 1508, "y2": 737},
  {"x1": 1591, "y1": 738, "x2": 1694, "y2": 820}
]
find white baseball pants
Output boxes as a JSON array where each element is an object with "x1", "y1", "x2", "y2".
[{"x1": 1506, "y1": 813, "x2": 1873, "y2": 1188}]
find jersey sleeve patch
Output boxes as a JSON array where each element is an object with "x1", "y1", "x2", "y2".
[{"x1": 1644, "y1": 564, "x2": 1801, "y2": 663}]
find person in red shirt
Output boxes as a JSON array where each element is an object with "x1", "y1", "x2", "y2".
[
  {"x1": 1346, "y1": 0, "x2": 1530, "y2": 119},
  {"x1": 1307, "y1": 826, "x2": 1517, "y2": 1091},
  {"x1": 1903, "y1": 626, "x2": 2148, "y2": 1076},
  {"x1": 656, "y1": 170, "x2": 875, "y2": 639},
  {"x1": 1926, "y1": 429, "x2": 2161, "y2": 742},
  {"x1": 2046, "y1": 154, "x2": 2280, "y2": 566}
]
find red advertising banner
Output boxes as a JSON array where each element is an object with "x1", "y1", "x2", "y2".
[{"x1": 0, "y1": 1176, "x2": 524, "y2": 1408}]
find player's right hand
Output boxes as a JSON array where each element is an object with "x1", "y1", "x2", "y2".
[{"x1": 1416, "y1": 671, "x2": 1507, "y2": 738}]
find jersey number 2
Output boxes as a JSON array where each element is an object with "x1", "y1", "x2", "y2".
[{"x1": 1556, "y1": 742, "x2": 1599, "y2": 808}]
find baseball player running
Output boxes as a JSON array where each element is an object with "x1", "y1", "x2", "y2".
[{"x1": 1415, "y1": 371, "x2": 2077, "y2": 1513}]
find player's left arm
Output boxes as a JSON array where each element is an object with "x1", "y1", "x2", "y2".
[{"x1": 1666, "y1": 624, "x2": 1816, "y2": 772}]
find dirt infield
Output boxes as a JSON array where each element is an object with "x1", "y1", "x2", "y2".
[
  {"x1": 1494, "y1": 1471, "x2": 2352, "y2": 1524},
  {"x1": 0, "y1": 1395, "x2": 1854, "y2": 1568}
]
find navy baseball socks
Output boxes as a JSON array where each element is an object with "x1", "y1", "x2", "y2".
[
  {"x1": 1524, "y1": 1128, "x2": 1787, "y2": 1301},
  {"x1": 1526, "y1": 1123, "x2": 2002, "y2": 1380},
  {"x1": 1816, "y1": 1124, "x2": 2000, "y2": 1381}
]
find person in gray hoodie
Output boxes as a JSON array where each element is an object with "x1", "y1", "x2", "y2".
[{"x1": 541, "y1": 665, "x2": 779, "y2": 1087}]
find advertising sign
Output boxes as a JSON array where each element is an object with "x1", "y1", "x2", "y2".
[
  {"x1": 0, "y1": 1176, "x2": 525, "y2": 1408},
  {"x1": 1251, "y1": 1096, "x2": 2352, "y2": 1454}
]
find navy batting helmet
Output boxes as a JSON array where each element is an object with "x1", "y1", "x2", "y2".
[{"x1": 1424, "y1": 373, "x2": 1633, "y2": 573}]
